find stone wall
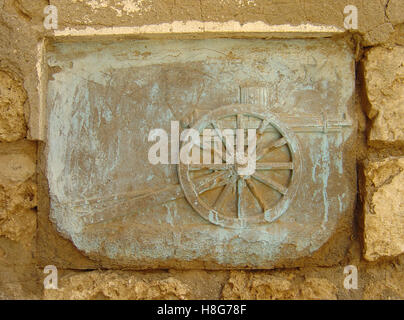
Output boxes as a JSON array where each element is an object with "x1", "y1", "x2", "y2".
[{"x1": 0, "y1": 0, "x2": 403, "y2": 300}]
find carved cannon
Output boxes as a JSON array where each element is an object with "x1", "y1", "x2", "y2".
[{"x1": 66, "y1": 87, "x2": 351, "y2": 229}]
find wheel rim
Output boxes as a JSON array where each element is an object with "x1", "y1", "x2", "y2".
[{"x1": 178, "y1": 104, "x2": 302, "y2": 229}]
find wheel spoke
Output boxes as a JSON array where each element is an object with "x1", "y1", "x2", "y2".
[
  {"x1": 257, "y1": 118, "x2": 269, "y2": 135},
  {"x1": 189, "y1": 163, "x2": 231, "y2": 171},
  {"x1": 252, "y1": 173, "x2": 287, "y2": 195},
  {"x1": 237, "y1": 178, "x2": 244, "y2": 218},
  {"x1": 237, "y1": 114, "x2": 243, "y2": 130},
  {"x1": 211, "y1": 120, "x2": 227, "y2": 150},
  {"x1": 236, "y1": 114, "x2": 245, "y2": 152},
  {"x1": 194, "y1": 171, "x2": 231, "y2": 194},
  {"x1": 214, "y1": 183, "x2": 233, "y2": 211},
  {"x1": 235, "y1": 114, "x2": 247, "y2": 166},
  {"x1": 194, "y1": 139, "x2": 226, "y2": 164},
  {"x1": 255, "y1": 162, "x2": 293, "y2": 170},
  {"x1": 211, "y1": 120, "x2": 234, "y2": 162},
  {"x1": 248, "y1": 118, "x2": 268, "y2": 156},
  {"x1": 245, "y1": 178, "x2": 268, "y2": 212},
  {"x1": 256, "y1": 137, "x2": 288, "y2": 161}
]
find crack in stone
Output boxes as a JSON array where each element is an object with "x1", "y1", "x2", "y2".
[{"x1": 384, "y1": 0, "x2": 391, "y2": 22}]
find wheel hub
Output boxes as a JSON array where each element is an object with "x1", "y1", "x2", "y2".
[{"x1": 178, "y1": 104, "x2": 302, "y2": 229}]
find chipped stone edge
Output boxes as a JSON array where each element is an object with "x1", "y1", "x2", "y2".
[
  {"x1": 31, "y1": 38, "x2": 47, "y2": 141},
  {"x1": 363, "y1": 156, "x2": 404, "y2": 261},
  {"x1": 52, "y1": 21, "x2": 345, "y2": 39}
]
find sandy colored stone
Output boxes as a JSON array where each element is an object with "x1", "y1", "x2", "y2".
[
  {"x1": 13, "y1": 0, "x2": 49, "y2": 22},
  {"x1": 0, "y1": 180, "x2": 37, "y2": 245},
  {"x1": 0, "y1": 144, "x2": 37, "y2": 245},
  {"x1": 221, "y1": 271, "x2": 337, "y2": 300},
  {"x1": 44, "y1": 271, "x2": 190, "y2": 300},
  {"x1": 50, "y1": 0, "x2": 386, "y2": 34},
  {"x1": 0, "y1": 154, "x2": 35, "y2": 184},
  {"x1": 0, "y1": 184, "x2": 6, "y2": 220},
  {"x1": 4, "y1": 180, "x2": 37, "y2": 213},
  {"x1": 363, "y1": 23, "x2": 395, "y2": 46},
  {"x1": 47, "y1": 0, "x2": 399, "y2": 47},
  {"x1": 0, "y1": 237, "x2": 41, "y2": 299},
  {"x1": 0, "y1": 269, "x2": 40, "y2": 300},
  {"x1": 386, "y1": 0, "x2": 404, "y2": 25},
  {"x1": 364, "y1": 46, "x2": 404, "y2": 146},
  {"x1": 391, "y1": 24, "x2": 404, "y2": 46},
  {"x1": 222, "y1": 271, "x2": 294, "y2": 300},
  {"x1": 299, "y1": 278, "x2": 337, "y2": 300},
  {"x1": 363, "y1": 262, "x2": 404, "y2": 300},
  {"x1": 363, "y1": 158, "x2": 404, "y2": 261},
  {"x1": 0, "y1": 71, "x2": 27, "y2": 142},
  {"x1": 364, "y1": 280, "x2": 403, "y2": 300},
  {"x1": 0, "y1": 209, "x2": 36, "y2": 244}
]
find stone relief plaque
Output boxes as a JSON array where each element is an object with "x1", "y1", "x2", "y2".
[{"x1": 45, "y1": 38, "x2": 355, "y2": 268}]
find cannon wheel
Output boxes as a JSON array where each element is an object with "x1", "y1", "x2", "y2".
[{"x1": 178, "y1": 104, "x2": 302, "y2": 229}]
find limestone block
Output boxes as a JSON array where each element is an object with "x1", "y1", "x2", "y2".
[
  {"x1": 221, "y1": 271, "x2": 337, "y2": 300},
  {"x1": 0, "y1": 143, "x2": 37, "y2": 245},
  {"x1": 0, "y1": 154, "x2": 35, "y2": 184},
  {"x1": 44, "y1": 271, "x2": 190, "y2": 300},
  {"x1": 222, "y1": 271, "x2": 294, "y2": 300},
  {"x1": 300, "y1": 278, "x2": 338, "y2": 300},
  {"x1": 363, "y1": 23, "x2": 394, "y2": 46},
  {"x1": 0, "y1": 209, "x2": 36, "y2": 244},
  {"x1": 386, "y1": 0, "x2": 404, "y2": 25},
  {"x1": 0, "y1": 180, "x2": 37, "y2": 245},
  {"x1": 364, "y1": 47, "x2": 404, "y2": 146},
  {"x1": 363, "y1": 158, "x2": 404, "y2": 261},
  {"x1": 0, "y1": 71, "x2": 27, "y2": 142},
  {"x1": 14, "y1": 0, "x2": 49, "y2": 21},
  {"x1": 364, "y1": 280, "x2": 404, "y2": 300}
]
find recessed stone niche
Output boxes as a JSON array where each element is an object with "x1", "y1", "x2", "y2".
[{"x1": 42, "y1": 38, "x2": 356, "y2": 269}]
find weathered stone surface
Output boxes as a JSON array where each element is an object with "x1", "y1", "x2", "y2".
[
  {"x1": 221, "y1": 271, "x2": 337, "y2": 300},
  {"x1": 0, "y1": 180, "x2": 37, "y2": 245},
  {"x1": 363, "y1": 158, "x2": 404, "y2": 261},
  {"x1": 0, "y1": 208, "x2": 36, "y2": 245},
  {"x1": 363, "y1": 261, "x2": 404, "y2": 300},
  {"x1": 390, "y1": 24, "x2": 404, "y2": 46},
  {"x1": 49, "y1": 0, "x2": 388, "y2": 37},
  {"x1": 44, "y1": 38, "x2": 355, "y2": 269},
  {"x1": 1, "y1": 0, "x2": 404, "y2": 301},
  {"x1": 44, "y1": 271, "x2": 190, "y2": 300},
  {"x1": 0, "y1": 154, "x2": 35, "y2": 184},
  {"x1": 0, "y1": 232, "x2": 41, "y2": 299},
  {"x1": 0, "y1": 266, "x2": 40, "y2": 299},
  {"x1": 364, "y1": 280, "x2": 404, "y2": 300},
  {"x1": 300, "y1": 278, "x2": 338, "y2": 300},
  {"x1": 0, "y1": 142, "x2": 37, "y2": 245},
  {"x1": 364, "y1": 46, "x2": 404, "y2": 146},
  {"x1": 386, "y1": 0, "x2": 404, "y2": 25},
  {"x1": 13, "y1": 0, "x2": 49, "y2": 23},
  {"x1": 0, "y1": 71, "x2": 27, "y2": 142},
  {"x1": 222, "y1": 271, "x2": 293, "y2": 300},
  {"x1": 363, "y1": 23, "x2": 395, "y2": 46},
  {"x1": 46, "y1": 0, "x2": 402, "y2": 47}
]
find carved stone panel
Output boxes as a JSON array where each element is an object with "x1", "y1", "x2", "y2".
[{"x1": 45, "y1": 38, "x2": 355, "y2": 268}]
